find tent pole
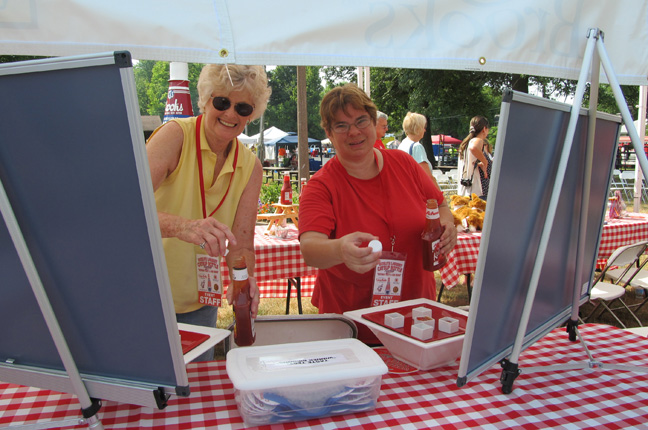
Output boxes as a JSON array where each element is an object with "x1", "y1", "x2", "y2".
[
  {"x1": 296, "y1": 66, "x2": 310, "y2": 187},
  {"x1": 634, "y1": 86, "x2": 647, "y2": 212}
]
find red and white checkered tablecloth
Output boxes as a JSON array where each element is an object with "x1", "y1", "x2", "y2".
[
  {"x1": 439, "y1": 231, "x2": 482, "y2": 289},
  {"x1": 2, "y1": 324, "x2": 647, "y2": 429},
  {"x1": 220, "y1": 225, "x2": 318, "y2": 298},
  {"x1": 440, "y1": 213, "x2": 648, "y2": 289},
  {"x1": 596, "y1": 213, "x2": 648, "y2": 268}
]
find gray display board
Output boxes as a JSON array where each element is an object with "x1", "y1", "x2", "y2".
[
  {"x1": 0, "y1": 52, "x2": 188, "y2": 407},
  {"x1": 458, "y1": 90, "x2": 621, "y2": 384}
]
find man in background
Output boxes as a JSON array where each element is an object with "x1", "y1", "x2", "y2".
[{"x1": 373, "y1": 111, "x2": 389, "y2": 149}]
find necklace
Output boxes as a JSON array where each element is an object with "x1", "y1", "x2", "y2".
[{"x1": 195, "y1": 115, "x2": 239, "y2": 219}]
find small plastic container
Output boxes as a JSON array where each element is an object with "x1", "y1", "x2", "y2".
[{"x1": 226, "y1": 338, "x2": 388, "y2": 426}]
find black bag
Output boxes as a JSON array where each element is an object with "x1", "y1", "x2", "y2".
[{"x1": 460, "y1": 154, "x2": 478, "y2": 188}]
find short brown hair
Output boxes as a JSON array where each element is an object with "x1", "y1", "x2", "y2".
[{"x1": 320, "y1": 83, "x2": 377, "y2": 132}]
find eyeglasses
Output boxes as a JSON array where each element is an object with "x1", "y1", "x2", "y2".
[
  {"x1": 331, "y1": 116, "x2": 372, "y2": 134},
  {"x1": 211, "y1": 96, "x2": 254, "y2": 117}
]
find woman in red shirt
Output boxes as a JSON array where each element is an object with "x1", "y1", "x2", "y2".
[{"x1": 299, "y1": 84, "x2": 457, "y2": 343}]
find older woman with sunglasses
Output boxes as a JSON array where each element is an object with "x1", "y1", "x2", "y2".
[
  {"x1": 147, "y1": 64, "x2": 271, "y2": 359},
  {"x1": 298, "y1": 84, "x2": 457, "y2": 344}
]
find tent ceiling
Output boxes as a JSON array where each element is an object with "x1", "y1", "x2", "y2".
[{"x1": 1, "y1": 1, "x2": 647, "y2": 85}]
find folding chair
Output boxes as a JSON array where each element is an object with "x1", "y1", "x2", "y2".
[
  {"x1": 606, "y1": 240, "x2": 648, "y2": 318},
  {"x1": 619, "y1": 170, "x2": 645, "y2": 202},
  {"x1": 581, "y1": 241, "x2": 647, "y2": 328},
  {"x1": 609, "y1": 169, "x2": 626, "y2": 199}
]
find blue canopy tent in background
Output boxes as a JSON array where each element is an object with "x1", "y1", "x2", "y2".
[{"x1": 265, "y1": 132, "x2": 323, "y2": 170}]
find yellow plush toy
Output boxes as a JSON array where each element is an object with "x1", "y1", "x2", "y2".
[
  {"x1": 450, "y1": 194, "x2": 470, "y2": 209},
  {"x1": 449, "y1": 194, "x2": 487, "y2": 232},
  {"x1": 468, "y1": 193, "x2": 486, "y2": 212},
  {"x1": 464, "y1": 211, "x2": 485, "y2": 231}
]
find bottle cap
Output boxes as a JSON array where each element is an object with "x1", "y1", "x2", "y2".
[{"x1": 368, "y1": 239, "x2": 383, "y2": 253}]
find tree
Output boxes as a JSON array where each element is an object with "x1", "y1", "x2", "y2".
[
  {"x1": 134, "y1": 60, "x2": 156, "y2": 115},
  {"x1": 320, "y1": 66, "x2": 357, "y2": 91},
  {"x1": 586, "y1": 84, "x2": 639, "y2": 120},
  {"x1": 0, "y1": 55, "x2": 44, "y2": 64},
  {"x1": 370, "y1": 68, "x2": 501, "y2": 164},
  {"x1": 264, "y1": 66, "x2": 325, "y2": 139}
]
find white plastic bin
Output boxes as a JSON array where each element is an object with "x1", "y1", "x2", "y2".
[{"x1": 226, "y1": 338, "x2": 388, "y2": 426}]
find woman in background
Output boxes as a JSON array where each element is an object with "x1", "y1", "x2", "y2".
[
  {"x1": 398, "y1": 112, "x2": 434, "y2": 180},
  {"x1": 458, "y1": 115, "x2": 490, "y2": 199}
]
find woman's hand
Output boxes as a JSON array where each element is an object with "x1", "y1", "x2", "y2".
[
  {"x1": 300, "y1": 231, "x2": 381, "y2": 274},
  {"x1": 226, "y1": 275, "x2": 260, "y2": 318},
  {"x1": 438, "y1": 206, "x2": 458, "y2": 257},
  {"x1": 339, "y1": 232, "x2": 382, "y2": 274},
  {"x1": 248, "y1": 277, "x2": 260, "y2": 318},
  {"x1": 478, "y1": 160, "x2": 488, "y2": 178},
  {"x1": 176, "y1": 216, "x2": 237, "y2": 257}
]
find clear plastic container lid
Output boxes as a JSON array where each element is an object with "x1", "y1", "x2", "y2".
[{"x1": 226, "y1": 338, "x2": 387, "y2": 391}]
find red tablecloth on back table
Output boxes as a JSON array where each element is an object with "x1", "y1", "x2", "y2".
[
  {"x1": 440, "y1": 212, "x2": 648, "y2": 289},
  {"x1": 221, "y1": 225, "x2": 317, "y2": 298},
  {"x1": 1, "y1": 324, "x2": 647, "y2": 429}
]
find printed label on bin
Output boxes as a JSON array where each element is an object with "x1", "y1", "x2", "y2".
[{"x1": 259, "y1": 352, "x2": 348, "y2": 370}]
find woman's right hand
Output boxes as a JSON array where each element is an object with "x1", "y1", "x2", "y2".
[
  {"x1": 478, "y1": 161, "x2": 488, "y2": 178},
  {"x1": 300, "y1": 231, "x2": 381, "y2": 274},
  {"x1": 338, "y1": 232, "x2": 381, "y2": 274},
  {"x1": 178, "y1": 217, "x2": 237, "y2": 257}
]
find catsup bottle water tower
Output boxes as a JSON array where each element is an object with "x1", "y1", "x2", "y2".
[{"x1": 163, "y1": 62, "x2": 193, "y2": 123}]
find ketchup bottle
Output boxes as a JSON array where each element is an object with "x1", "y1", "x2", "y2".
[
  {"x1": 299, "y1": 178, "x2": 307, "y2": 202},
  {"x1": 422, "y1": 199, "x2": 447, "y2": 271},
  {"x1": 231, "y1": 256, "x2": 255, "y2": 346},
  {"x1": 280, "y1": 174, "x2": 293, "y2": 204}
]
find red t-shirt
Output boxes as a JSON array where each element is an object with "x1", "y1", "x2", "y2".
[
  {"x1": 373, "y1": 138, "x2": 386, "y2": 149},
  {"x1": 298, "y1": 149, "x2": 445, "y2": 343}
]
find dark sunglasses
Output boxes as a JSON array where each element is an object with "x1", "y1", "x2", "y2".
[{"x1": 212, "y1": 96, "x2": 254, "y2": 117}]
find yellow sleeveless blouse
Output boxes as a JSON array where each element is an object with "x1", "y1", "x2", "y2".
[{"x1": 151, "y1": 116, "x2": 256, "y2": 313}]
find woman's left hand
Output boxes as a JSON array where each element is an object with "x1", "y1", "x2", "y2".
[
  {"x1": 226, "y1": 275, "x2": 260, "y2": 318},
  {"x1": 439, "y1": 218, "x2": 458, "y2": 257}
]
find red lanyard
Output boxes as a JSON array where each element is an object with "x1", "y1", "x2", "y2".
[
  {"x1": 375, "y1": 150, "x2": 396, "y2": 251},
  {"x1": 195, "y1": 115, "x2": 238, "y2": 219}
]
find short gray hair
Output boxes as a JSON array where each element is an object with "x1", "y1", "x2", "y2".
[{"x1": 377, "y1": 111, "x2": 388, "y2": 121}]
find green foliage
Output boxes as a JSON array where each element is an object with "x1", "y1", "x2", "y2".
[
  {"x1": 320, "y1": 66, "x2": 357, "y2": 91},
  {"x1": 259, "y1": 182, "x2": 281, "y2": 210},
  {"x1": 585, "y1": 84, "x2": 639, "y2": 119},
  {"x1": 0, "y1": 55, "x2": 45, "y2": 64},
  {"x1": 187, "y1": 63, "x2": 204, "y2": 114},
  {"x1": 146, "y1": 62, "x2": 170, "y2": 117},
  {"x1": 134, "y1": 60, "x2": 155, "y2": 115},
  {"x1": 372, "y1": 68, "x2": 502, "y2": 140},
  {"x1": 258, "y1": 181, "x2": 299, "y2": 213},
  {"x1": 265, "y1": 66, "x2": 326, "y2": 139}
]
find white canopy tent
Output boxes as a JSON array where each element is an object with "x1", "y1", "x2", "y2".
[
  {"x1": 1, "y1": 0, "x2": 646, "y2": 203},
  {"x1": 249, "y1": 126, "x2": 288, "y2": 143},
  {"x1": 236, "y1": 132, "x2": 255, "y2": 146},
  {"x1": 0, "y1": 1, "x2": 646, "y2": 85}
]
